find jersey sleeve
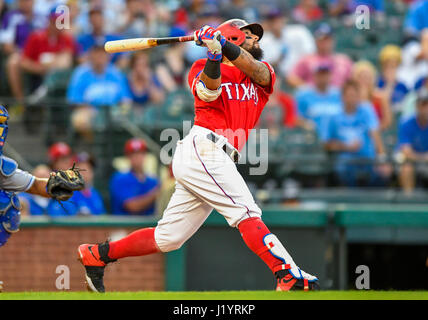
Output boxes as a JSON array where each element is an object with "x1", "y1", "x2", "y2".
[
  {"x1": 187, "y1": 59, "x2": 206, "y2": 97},
  {"x1": 255, "y1": 61, "x2": 276, "y2": 95},
  {"x1": 0, "y1": 169, "x2": 35, "y2": 192}
]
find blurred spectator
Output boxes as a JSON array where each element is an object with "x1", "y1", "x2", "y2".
[
  {"x1": 0, "y1": 0, "x2": 7, "y2": 22},
  {"x1": 292, "y1": 0, "x2": 323, "y2": 24},
  {"x1": 67, "y1": 45, "x2": 131, "y2": 140},
  {"x1": 6, "y1": 7, "x2": 74, "y2": 104},
  {"x1": 323, "y1": 80, "x2": 391, "y2": 187},
  {"x1": 110, "y1": 138, "x2": 160, "y2": 216},
  {"x1": 397, "y1": 88, "x2": 428, "y2": 194},
  {"x1": 1, "y1": 0, "x2": 43, "y2": 55},
  {"x1": 116, "y1": 0, "x2": 154, "y2": 39},
  {"x1": 76, "y1": 5, "x2": 124, "y2": 65},
  {"x1": 400, "y1": 76, "x2": 428, "y2": 120},
  {"x1": 295, "y1": 64, "x2": 342, "y2": 138},
  {"x1": 329, "y1": 0, "x2": 385, "y2": 16},
  {"x1": 64, "y1": 0, "x2": 81, "y2": 36},
  {"x1": 259, "y1": 8, "x2": 315, "y2": 79},
  {"x1": 48, "y1": 141, "x2": 74, "y2": 171},
  {"x1": 184, "y1": 3, "x2": 223, "y2": 63},
  {"x1": 377, "y1": 45, "x2": 409, "y2": 109},
  {"x1": 352, "y1": 60, "x2": 392, "y2": 130},
  {"x1": 19, "y1": 164, "x2": 51, "y2": 216},
  {"x1": 127, "y1": 51, "x2": 164, "y2": 107},
  {"x1": 220, "y1": 0, "x2": 259, "y2": 22},
  {"x1": 257, "y1": 77, "x2": 298, "y2": 136},
  {"x1": 155, "y1": 27, "x2": 193, "y2": 92},
  {"x1": 286, "y1": 23, "x2": 353, "y2": 88},
  {"x1": 404, "y1": 0, "x2": 428, "y2": 37},
  {"x1": 398, "y1": 28, "x2": 428, "y2": 90}
]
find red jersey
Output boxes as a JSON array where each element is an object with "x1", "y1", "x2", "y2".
[
  {"x1": 23, "y1": 29, "x2": 75, "y2": 63},
  {"x1": 188, "y1": 59, "x2": 276, "y2": 150}
]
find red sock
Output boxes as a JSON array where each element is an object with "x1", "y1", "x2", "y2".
[
  {"x1": 238, "y1": 217, "x2": 283, "y2": 274},
  {"x1": 108, "y1": 227, "x2": 160, "y2": 260}
]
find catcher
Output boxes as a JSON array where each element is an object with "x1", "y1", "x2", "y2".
[{"x1": 0, "y1": 105, "x2": 85, "y2": 247}]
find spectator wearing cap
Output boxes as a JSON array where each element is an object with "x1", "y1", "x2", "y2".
[
  {"x1": 110, "y1": 138, "x2": 160, "y2": 216},
  {"x1": 259, "y1": 8, "x2": 315, "y2": 79},
  {"x1": 292, "y1": 0, "x2": 323, "y2": 24},
  {"x1": 323, "y1": 80, "x2": 392, "y2": 187},
  {"x1": 328, "y1": 0, "x2": 385, "y2": 17},
  {"x1": 76, "y1": 5, "x2": 124, "y2": 65},
  {"x1": 352, "y1": 60, "x2": 392, "y2": 130},
  {"x1": 404, "y1": 0, "x2": 428, "y2": 37},
  {"x1": 396, "y1": 88, "x2": 428, "y2": 194},
  {"x1": 377, "y1": 45, "x2": 409, "y2": 108},
  {"x1": 48, "y1": 141, "x2": 74, "y2": 171},
  {"x1": 6, "y1": 6, "x2": 75, "y2": 105},
  {"x1": 287, "y1": 23, "x2": 353, "y2": 88},
  {"x1": 295, "y1": 63, "x2": 342, "y2": 139},
  {"x1": 67, "y1": 45, "x2": 131, "y2": 141},
  {"x1": 126, "y1": 51, "x2": 164, "y2": 108}
]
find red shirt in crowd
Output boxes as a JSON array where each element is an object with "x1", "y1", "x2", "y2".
[
  {"x1": 23, "y1": 29, "x2": 75, "y2": 63},
  {"x1": 188, "y1": 59, "x2": 276, "y2": 151}
]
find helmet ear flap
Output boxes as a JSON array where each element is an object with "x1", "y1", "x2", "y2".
[{"x1": 216, "y1": 21, "x2": 247, "y2": 46}]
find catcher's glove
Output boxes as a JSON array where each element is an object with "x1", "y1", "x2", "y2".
[{"x1": 47, "y1": 164, "x2": 85, "y2": 202}]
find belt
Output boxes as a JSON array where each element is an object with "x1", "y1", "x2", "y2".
[{"x1": 206, "y1": 133, "x2": 239, "y2": 163}]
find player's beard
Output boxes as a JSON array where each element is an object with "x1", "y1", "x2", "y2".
[{"x1": 247, "y1": 45, "x2": 264, "y2": 61}]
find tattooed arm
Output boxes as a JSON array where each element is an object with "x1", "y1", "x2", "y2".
[{"x1": 222, "y1": 41, "x2": 271, "y2": 87}]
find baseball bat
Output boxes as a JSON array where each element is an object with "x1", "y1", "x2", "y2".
[{"x1": 104, "y1": 35, "x2": 194, "y2": 53}]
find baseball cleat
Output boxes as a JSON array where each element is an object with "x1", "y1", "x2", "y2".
[
  {"x1": 77, "y1": 242, "x2": 116, "y2": 293},
  {"x1": 275, "y1": 270, "x2": 320, "y2": 291}
]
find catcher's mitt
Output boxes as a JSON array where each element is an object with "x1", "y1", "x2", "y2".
[{"x1": 47, "y1": 164, "x2": 85, "y2": 202}]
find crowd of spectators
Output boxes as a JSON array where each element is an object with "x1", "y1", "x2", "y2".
[{"x1": 1, "y1": 0, "x2": 428, "y2": 213}]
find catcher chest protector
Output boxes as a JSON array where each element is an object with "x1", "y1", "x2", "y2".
[
  {"x1": 0, "y1": 190, "x2": 21, "y2": 247},
  {"x1": 216, "y1": 19, "x2": 264, "y2": 46}
]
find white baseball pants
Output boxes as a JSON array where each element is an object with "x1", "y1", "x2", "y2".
[{"x1": 154, "y1": 125, "x2": 262, "y2": 252}]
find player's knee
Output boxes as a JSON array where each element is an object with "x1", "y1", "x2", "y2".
[{"x1": 154, "y1": 229, "x2": 186, "y2": 252}]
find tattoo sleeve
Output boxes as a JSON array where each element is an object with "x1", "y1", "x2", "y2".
[{"x1": 223, "y1": 41, "x2": 271, "y2": 87}]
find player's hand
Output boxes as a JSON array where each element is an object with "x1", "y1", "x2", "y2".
[{"x1": 194, "y1": 25, "x2": 213, "y2": 46}]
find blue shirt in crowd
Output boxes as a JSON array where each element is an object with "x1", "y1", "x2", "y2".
[
  {"x1": 377, "y1": 77, "x2": 409, "y2": 105},
  {"x1": 404, "y1": 0, "x2": 428, "y2": 35},
  {"x1": 67, "y1": 63, "x2": 131, "y2": 107},
  {"x1": 110, "y1": 171, "x2": 159, "y2": 216},
  {"x1": 77, "y1": 33, "x2": 124, "y2": 63},
  {"x1": 324, "y1": 102, "x2": 379, "y2": 161},
  {"x1": 20, "y1": 187, "x2": 105, "y2": 216},
  {"x1": 398, "y1": 116, "x2": 428, "y2": 153},
  {"x1": 295, "y1": 85, "x2": 342, "y2": 140}
]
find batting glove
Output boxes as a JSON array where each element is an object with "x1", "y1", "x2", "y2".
[{"x1": 194, "y1": 26, "x2": 226, "y2": 61}]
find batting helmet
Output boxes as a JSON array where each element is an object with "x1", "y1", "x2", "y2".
[{"x1": 216, "y1": 19, "x2": 264, "y2": 46}]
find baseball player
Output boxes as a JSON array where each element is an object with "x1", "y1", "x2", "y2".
[
  {"x1": 0, "y1": 104, "x2": 85, "y2": 248},
  {"x1": 78, "y1": 19, "x2": 320, "y2": 292}
]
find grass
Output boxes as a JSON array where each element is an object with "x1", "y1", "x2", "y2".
[{"x1": 1, "y1": 291, "x2": 428, "y2": 300}]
